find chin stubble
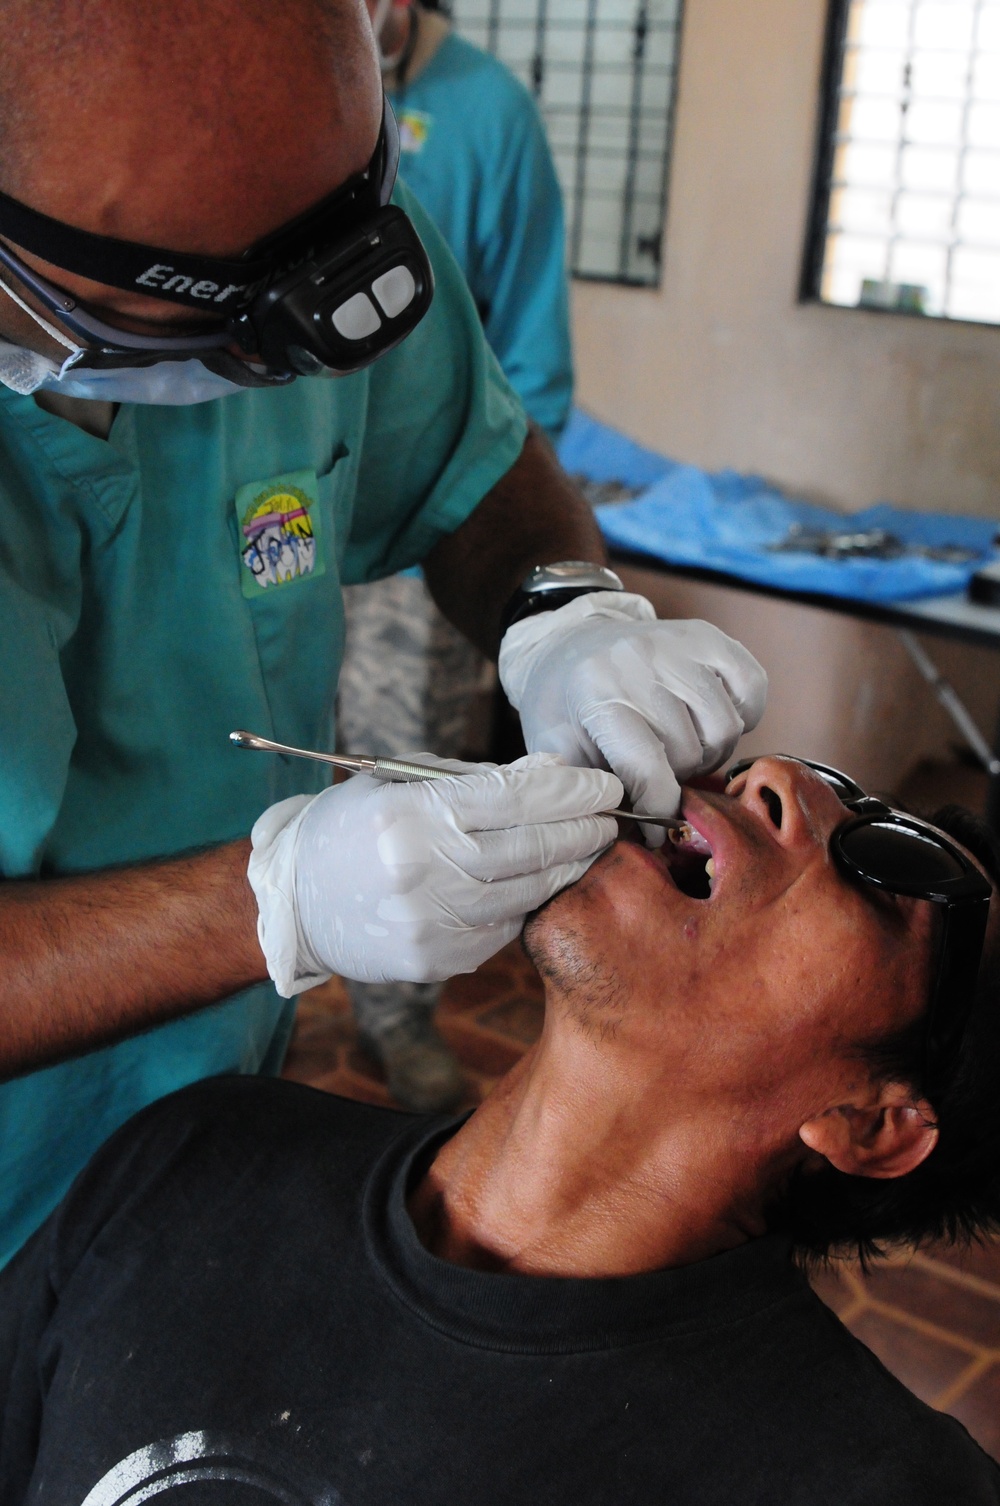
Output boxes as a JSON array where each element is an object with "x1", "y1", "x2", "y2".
[{"x1": 523, "y1": 910, "x2": 627, "y2": 1039}]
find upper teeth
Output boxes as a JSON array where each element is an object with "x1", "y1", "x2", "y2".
[{"x1": 705, "y1": 857, "x2": 716, "y2": 878}]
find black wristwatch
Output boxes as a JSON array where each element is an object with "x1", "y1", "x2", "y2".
[{"x1": 499, "y1": 561, "x2": 625, "y2": 639}]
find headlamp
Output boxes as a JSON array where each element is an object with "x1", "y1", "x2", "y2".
[{"x1": 0, "y1": 96, "x2": 433, "y2": 383}]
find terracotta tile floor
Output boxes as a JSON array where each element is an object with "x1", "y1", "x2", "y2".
[
  {"x1": 282, "y1": 941, "x2": 539, "y2": 1112},
  {"x1": 282, "y1": 938, "x2": 1000, "y2": 1462}
]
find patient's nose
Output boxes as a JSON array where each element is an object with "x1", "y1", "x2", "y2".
[{"x1": 736, "y1": 757, "x2": 845, "y2": 847}]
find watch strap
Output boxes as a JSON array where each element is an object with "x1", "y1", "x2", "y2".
[
  {"x1": 498, "y1": 564, "x2": 625, "y2": 640},
  {"x1": 499, "y1": 585, "x2": 606, "y2": 638}
]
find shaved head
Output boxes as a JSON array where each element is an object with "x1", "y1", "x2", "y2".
[{"x1": 0, "y1": 0, "x2": 382, "y2": 255}]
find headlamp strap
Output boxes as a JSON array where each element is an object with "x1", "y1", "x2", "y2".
[
  {"x1": 0, "y1": 97, "x2": 398, "y2": 317},
  {"x1": 0, "y1": 188, "x2": 277, "y2": 313}
]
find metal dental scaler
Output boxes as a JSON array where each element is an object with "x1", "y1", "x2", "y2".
[{"x1": 229, "y1": 729, "x2": 691, "y2": 835}]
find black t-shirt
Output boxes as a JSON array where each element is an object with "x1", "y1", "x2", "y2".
[{"x1": 1, "y1": 1078, "x2": 997, "y2": 1505}]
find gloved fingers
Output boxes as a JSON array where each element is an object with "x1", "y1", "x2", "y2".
[
  {"x1": 250, "y1": 792, "x2": 318, "y2": 852},
  {"x1": 677, "y1": 622, "x2": 768, "y2": 731},
  {"x1": 453, "y1": 853, "x2": 607, "y2": 926},
  {"x1": 584, "y1": 688, "x2": 704, "y2": 779},
  {"x1": 505, "y1": 750, "x2": 573, "y2": 771},
  {"x1": 459, "y1": 917, "x2": 525, "y2": 972},
  {"x1": 387, "y1": 750, "x2": 498, "y2": 777},
  {"x1": 582, "y1": 660, "x2": 746, "y2": 777},
  {"x1": 580, "y1": 700, "x2": 684, "y2": 846},
  {"x1": 518, "y1": 719, "x2": 602, "y2": 772},
  {"x1": 411, "y1": 758, "x2": 623, "y2": 834},
  {"x1": 498, "y1": 589, "x2": 658, "y2": 708},
  {"x1": 459, "y1": 813, "x2": 619, "y2": 882},
  {"x1": 271, "y1": 755, "x2": 616, "y2": 994},
  {"x1": 653, "y1": 666, "x2": 746, "y2": 772},
  {"x1": 372, "y1": 916, "x2": 526, "y2": 985}
]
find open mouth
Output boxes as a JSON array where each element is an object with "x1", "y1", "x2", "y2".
[{"x1": 662, "y1": 824, "x2": 715, "y2": 899}]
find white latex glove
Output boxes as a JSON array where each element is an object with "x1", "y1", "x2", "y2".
[
  {"x1": 248, "y1": 752, "x2": 622, "y2": 995},
  {"x1": 499, "y1": 592, "x2": 767, "y2": 842}
]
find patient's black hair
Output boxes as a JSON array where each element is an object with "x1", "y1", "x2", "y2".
[{"x1": 775, "y1": 803, "x2": 1000, "y2": 1265}]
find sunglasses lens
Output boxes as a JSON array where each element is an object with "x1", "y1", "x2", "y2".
[{"x1": 840, "y1": 820, "x2": 967, "y2": 888}]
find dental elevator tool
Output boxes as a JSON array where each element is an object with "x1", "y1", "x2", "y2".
[{"x1": 229, "y1": 729, "x2": 692, "y2": 835}]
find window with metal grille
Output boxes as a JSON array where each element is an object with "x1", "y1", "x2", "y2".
[
  {"x1": 448, "y1": 0, "x2": 685, "y2": 285},
  {"x1": 805, "y1": 0, "x2": 1000, "y2": 325}
]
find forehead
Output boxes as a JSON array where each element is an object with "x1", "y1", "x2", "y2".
[{"x1": 8, "y1": 7, "x2": 381, "y2": 255}]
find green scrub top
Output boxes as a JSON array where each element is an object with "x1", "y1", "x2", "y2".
[{"x1": 0, "y1": 184, "x2": 527, "y2": 1265}]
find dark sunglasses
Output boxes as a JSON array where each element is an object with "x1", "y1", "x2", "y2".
[{"x1": 725, "y1": 755, "x2": 994, "y2": 1096}]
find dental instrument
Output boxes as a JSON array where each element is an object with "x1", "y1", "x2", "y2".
[{"x1": 229, "y1": 729, "x2": 692, "y2": 835}]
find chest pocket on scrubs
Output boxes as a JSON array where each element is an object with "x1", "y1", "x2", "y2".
[{"x1": 233, "y1": 451, "x2": 352, "y2": 753}]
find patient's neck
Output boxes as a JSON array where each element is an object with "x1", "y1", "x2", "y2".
[{"x1": 408, "y1": 1009, "x2": 791, "y2": 1279}]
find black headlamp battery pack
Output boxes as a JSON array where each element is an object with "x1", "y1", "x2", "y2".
[{"x1": 243, "y1": 205, "x2": 433, "y2": 376}]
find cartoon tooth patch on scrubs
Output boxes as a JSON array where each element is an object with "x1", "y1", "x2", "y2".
[{"x1": 237, "y1": 470, "x2": 325, "y2": 598}]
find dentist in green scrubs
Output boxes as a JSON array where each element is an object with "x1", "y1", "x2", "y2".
[{"x1": 0, "y1": 0, "x2": 766, "y2": 1264}]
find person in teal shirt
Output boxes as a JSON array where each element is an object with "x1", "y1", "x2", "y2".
[
  {"x1": 0, "y1": 0, "x2": 766, "y2": 1267},
  {"x1": 382, "y1": 0, "x2": 572, "y2": 437},
  {"x1": 337, "y1": 0, "x2": 578, "y2": 1110}
]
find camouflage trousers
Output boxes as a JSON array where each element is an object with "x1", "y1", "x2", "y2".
[{"x1": 337, "y1": 574, "x2": 483, "y2": 1038}]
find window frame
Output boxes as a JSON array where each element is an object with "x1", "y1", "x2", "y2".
[
  {"x1": 800, "y1": 0, "x2": 853, "y2": 307},
  {"x1": 450, "y1": 0, "x2": 688, "y2": 289},
  {"x1": 800, "y1": 0, "x2": 1000, "y2": 331}
]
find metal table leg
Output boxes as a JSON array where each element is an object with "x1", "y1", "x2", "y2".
[{"x1": 898, "y1": 632, "x2": 1000, "y2": 827}]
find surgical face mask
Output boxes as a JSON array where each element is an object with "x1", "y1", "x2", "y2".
[
  {"x1": 0, "y1": 275, "x2": 249, "y2": 405},
  {"x1": 0, "y1": 341, "x2": 249, "y2": 405}
]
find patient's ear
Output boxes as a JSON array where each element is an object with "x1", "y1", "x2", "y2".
[{"x1": 799, "y1": 1083, "x2": 938, "y2": 1180}]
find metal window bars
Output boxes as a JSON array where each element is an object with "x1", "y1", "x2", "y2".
[
  {"x1": 449, "y1": 0, "x2": 685, "y2": 285},
  {"x1": 804, "y1": 0, "x2": 1000, "y2": 326}
]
